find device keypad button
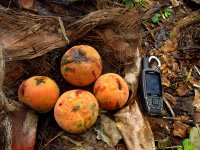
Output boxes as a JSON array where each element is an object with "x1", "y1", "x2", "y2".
[{"x1": 152, "y1": 98, "x2": 159, "y2": 105}]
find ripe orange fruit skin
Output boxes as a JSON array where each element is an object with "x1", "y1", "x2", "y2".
[
  {"x1": 18, "y1": 76, "x2": 60, "y2": 113},
  {"x1": 61, "y1": 45, "x2": 102, "y2": 86},
  {"x1": 93, "y1": 73, "x2": 129, "y2": 110},
  {"x1": 54, "y1": 90, "x2": 99, "y2": 134}
]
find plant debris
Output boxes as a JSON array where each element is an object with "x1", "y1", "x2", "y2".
[
  {"x1": 0, "y1": 0, "x2": 200, "y2": 149},
  {"x1": 173, "y1": 121, "x2": 190, "y2": 138},
  {"x1": 95, "y1": 115, "x2": 122, "y2": 147}
]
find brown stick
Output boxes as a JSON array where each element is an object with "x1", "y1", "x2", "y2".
[
  {"x1": 0, "y1": 5, "x2": 125, "y2": 61},
  {"x1": 176, "y1": 9, "x2": 200, "y2": 29},
  {"x1": 41, "y1": 131, "x2": 65, "y2": 150}
]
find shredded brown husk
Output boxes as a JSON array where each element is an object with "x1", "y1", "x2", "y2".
[
  {"x1": 1, "y1": 0, "x2": 143, "y2": 149},
  {"x1": 1, "y1": 0, "x2": 200, "y2": 149}
]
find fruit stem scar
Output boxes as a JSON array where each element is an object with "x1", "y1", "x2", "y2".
[
  {"x1": 35, "y1": 77, "x2": 46, "y2": 86},
  {"x1": 72, "y1": 105, "x2": 80, "y2": 112}
]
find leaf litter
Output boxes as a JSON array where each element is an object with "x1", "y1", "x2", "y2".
[{"x1": 0, "y1": 0, "x2": 200, "y2": 150}]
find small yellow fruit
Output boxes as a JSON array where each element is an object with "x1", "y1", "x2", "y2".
[
  {"x1": 61, "y1": 45, "x2": 102, "y2": 86},
  {"x1": 93, "y1": 73, "x2": 129, "y2": 110},
  {"x1": 54, "y1": 90, "x2": 99, "y2": 134},
  {"x1": 18, "y1": 76, "x2": 60, "y2": 113}
]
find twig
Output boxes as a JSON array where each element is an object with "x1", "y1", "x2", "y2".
[
  {"x1": 194, "y1": 65, "x2": 200, "y2": 76},
  {"x1": 68, "y1": 135, "x2": 107, "y2": 149},
  {"x1": 176, "y1": 9, "x2": 200, "y2": 29},
  {"x1": 163, "y1": 97, "x2": 175, "y2": 117},
  {"x1": 41, "y1": 131, "x2": 65, "y2": 150},
  {"x1": 0, "y1": 42, "x2": 4, "y2": 87},
  {"x1": 156, "y1": 145, "x2": 183, "y2": 150},
  {"x1": 58, "y1": 17, "x2": 70, "y2": 44}
]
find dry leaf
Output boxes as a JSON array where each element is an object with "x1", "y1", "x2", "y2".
[
  {"x1": 161, "y1": 40, "x2": 177, "y2": 53},
  {"x1": 61, "y1": 130, "x2": 111, "y2": 150},
  {"x1": 173, "y1": 121, "x2": 190, "y2": 138},
  {"x1": 176, "y1": 83, "x2": 188, "y2": 96},
  {"x1": 94, "y1": 115, "x2": 122, "y2": 148},
  {"x1": 194, "y1": 112, "x2": 200, "y2": 124},
  {"x1": 192, "y1": 89, "x2": 200, "y2": 112},
  {"x1": 149, "y1": 117, "x2": 170, "y2": 138},
  {"x1": 18, "y1": 0, "x2": 35, "y2": 10},
  {"x1": 162, "y1": 76, "x2": 171, "y2": 87},
  {"x1": 169, "y1": 0, "x2": 180, "y2": 7},
  {"x1": 161, "y1": 63, "x2": 167, "y2": 71},
  {"x1": 163, "y1": 93, "x2": 177, "y2": 105},
  {"x1": 190, "y1": 76, "x2": 200, "y2": 89},
  {"x1": 115, "y1": 99, "x2": 155, "y2": 150},
  {"x1": 161, "y1": 27, "x2": 178, "y2": 53}
]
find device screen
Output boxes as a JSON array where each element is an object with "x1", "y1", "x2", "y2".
[{"x1": 146, "y1": 72, "x2": 162, "y2": 96}]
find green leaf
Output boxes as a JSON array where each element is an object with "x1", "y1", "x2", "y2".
[
  {"x1": 183, "y1": 139, "x2": 194, "y2": 150},
  {"x1": 135, "y1": 0, "x2": 142, "y2": 3},
  {"x1": 163, "y1": 7, "x2": 173, "y2": 18},
  {"x1": 123, "y1": 0, "x2": 135, "y2": 8},
  {"x1": 169, "y1": 31, "x2": 174, "y2": 38},
  {"x1": 151, "y1": 13, "x2": 161, "y2": 23},
  {"x1": 177, "y1": 146, "x2": 183, "y2": 150}
]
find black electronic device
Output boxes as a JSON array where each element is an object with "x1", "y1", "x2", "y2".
[{"x1": 139, "y1": 56, "x2": 164, "y2": 115}]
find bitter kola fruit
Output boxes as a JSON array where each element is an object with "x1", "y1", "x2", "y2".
[
  {"x1": 18, "y1": 76, "x2": 60, "y2": 113},
  {"x1": 61, "y1": 45, "x2": 102, "y2": 86},
  {"x1": 93, "y1": 73, "x2": 129, "y2": 110},
  {"x1": 54, "y1": 90, "x2": 99, "y2": 134}
]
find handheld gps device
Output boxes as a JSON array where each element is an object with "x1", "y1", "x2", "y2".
[{"x1": 139, "y1": 56, "x2": 164, "y2": 115}]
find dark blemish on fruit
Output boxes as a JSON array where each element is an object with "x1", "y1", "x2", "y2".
[
  {"x1": 35, "y1": 77, "x2": 45, "y2": 86},
  {"x1": 90, "y1": 103, "x2": 96, "y2": 117},
  {"x1": 75, "y1": 90, "x2": 84, "y2": 96},
  {"x1": 116, "y1": 78, "x2": 122, "y2": 90},
  {"x1": 92, "y1": 70, "x2": 96, "y2": 78},
  {"x1": 115, "y1": 101, "x2": 121, "y2": 109},
  {"x1": 90, "y1": 103, "x2": 96, "y2": 112},
  {"x1": 72, "y1": 105, "x2": 80, "y2": 112},
  {"x1": 59, "y1": 103, "x2": 63, "y2": 106},
  {"x1": 72, "y1": 48, "x2": 90, "y2": 64},
  {"x1": 21, "y1": 81, "x2": 26, "y2": 96},
  {"x1": 65, "y1": 67, "x2": 73, "y2": 72},
  {"x1": 61, "y1": 55, "x2": 73, "y2": 66}
]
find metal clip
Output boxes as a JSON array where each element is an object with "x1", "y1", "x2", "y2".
[{"x1": 149, "y1": 56, "x2": 161, "y2": 70}]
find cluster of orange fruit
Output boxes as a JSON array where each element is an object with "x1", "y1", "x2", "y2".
[{"x1": 18, "y1": 45, "x2": 129, "y2": 134}]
